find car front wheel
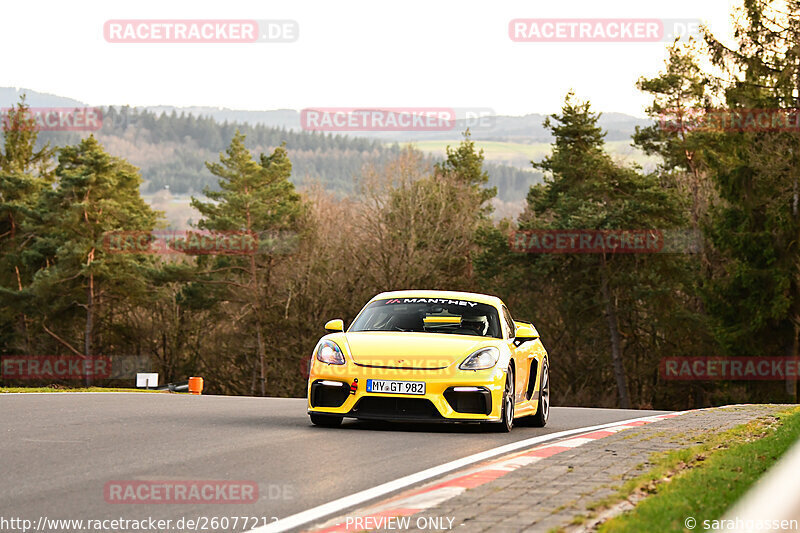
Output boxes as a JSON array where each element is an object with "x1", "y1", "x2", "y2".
[
  {"x1": 493, "y1": 368, "x2": 515, "y2": 432},
  {"x1": 530, "y1": 359, "x2": 550, "y2": 427}
]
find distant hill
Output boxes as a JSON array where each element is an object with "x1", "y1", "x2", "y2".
[
  {"x1": 1, "y1": 89, "x2": 544, "y2": 205},
  {"x1": 0, "y1": 87, "x2": 86, "y2": 108},
  {"x1": 143, "y1": 107, "x2": 651, "y2": 143},
  {"x1": 1, "y1": 88, "x2": 652, "y2": 144},
  {"x1": 1, "y1": 88, "x2": 659, "y2": 216}
]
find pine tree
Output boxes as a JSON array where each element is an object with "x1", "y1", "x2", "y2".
[
  {"x1": 0, "y1": 96, "x2": 55, "y2": 354},
  {"x1": 701, "y1": 0, "x2": 800, "y2": 403},
  {"x1": 434, "y1": 129, "x2": 497, "y2": 214},
  {"x1": 27, "y1": 136, "x2": 158, "y2": 384},
  {"x1": 521, "y1": 92, "x2": 685, "y2": 408},
  {"x1": 191, "y1": 131, "x2": 304, "y2": 396}
]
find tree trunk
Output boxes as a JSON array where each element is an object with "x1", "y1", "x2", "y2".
[
  {"x1": 251, "y1": 358, "x2": 258, "y2": 396},
  {"x1": 788, "y1": 323, "x2": 798, "y2": 401},
  {"x1": 84, "y1": 271, "x2": 94, "y2": 387},
  {"x1": 14, "y1": 265, "x2": 31, "y2": 353},
  {"x1": 249, "y1": 234, "x2": 268, "y2": 397},
  {"x1": 256, "y1": 325, "x2": 266, "y2": 397},
  {"x1": 600, "y1": 255, "x2": 631, "y2": 408}
]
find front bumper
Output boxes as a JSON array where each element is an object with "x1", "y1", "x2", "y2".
[{"x1": 307, "y1": 363, "x2": 507, "y2": 422}]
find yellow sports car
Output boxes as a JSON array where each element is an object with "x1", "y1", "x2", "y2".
[{"x1": 306, "y1": 290, "x2": 550, "y2": 431}]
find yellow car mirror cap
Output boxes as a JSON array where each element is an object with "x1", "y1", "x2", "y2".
[
  {"x1": 514, "y1": 322, "x2": 540, "y2": 343},
  {"x1": 324, "y1": 319, "x2": 344, "y2": 332}
]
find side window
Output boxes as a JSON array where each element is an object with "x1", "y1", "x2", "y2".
[{"x1": 502, "y1": 306, "x2": 515, "y2": 339}]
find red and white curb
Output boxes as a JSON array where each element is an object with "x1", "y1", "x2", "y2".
[
  {"x1": 308, "y1": 413, "x2": 683, "y2": 532},
  {"x1": 246, "y1": 412, "x2": 684, "y2": 533}
]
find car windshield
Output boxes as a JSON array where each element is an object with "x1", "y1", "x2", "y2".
[{"x1": 349, "y1": 298, "x2": 503, "y2": 339}]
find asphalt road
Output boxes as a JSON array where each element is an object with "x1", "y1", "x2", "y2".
[{"x1": 0, "y1": 394, "x2": 668, "y2": 530}]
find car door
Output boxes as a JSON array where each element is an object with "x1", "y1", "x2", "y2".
[{"x1": 502, "y1": 305, "x2": 530, "y2": 403}]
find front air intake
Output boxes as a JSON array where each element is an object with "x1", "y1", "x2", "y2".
[
  {"x1": 351, "y1": 397, "x2": 442, "y2": 420},
  {"x1": 310, "y1": 380, "x2": 350, "y2": 408},
  {"x1": 444, "y1": 386, "x2": 492, "y2": 415}
]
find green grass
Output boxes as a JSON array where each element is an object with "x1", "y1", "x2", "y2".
[
  {"x1": 597, "y1": 406, "x2": 800, "y2": 532},
  {"x1": 408, "y1": 140, "x2": 659, "y2": 168},
  {"x1": 413, "y1": 140, "x2": 552, "y2": 161},
  {"x1": 0, "y1": 386, "x2": 167, "y2": 393}
]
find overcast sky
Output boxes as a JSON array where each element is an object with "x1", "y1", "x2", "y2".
[{"x1": 4, "y1": 0, "x2": 738, "y2": 117}]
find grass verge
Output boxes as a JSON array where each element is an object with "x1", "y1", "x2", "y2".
[
  {"x1": 0, "y1": 386, "x2": 167, "y2": 393},
  {"x1": 596, "y1": 406, "x2": 800, "y2": 532}
]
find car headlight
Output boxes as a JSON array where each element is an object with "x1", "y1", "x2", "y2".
[
  {"x1": 459, "y1": 347, "x2": 500, "y2": 370},
  {"x1": 316, "y1": 339, "x2": 345, "y2": 365}
]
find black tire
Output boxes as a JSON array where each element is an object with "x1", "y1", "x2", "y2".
[
  {"x1": 309, "y1": 413, "x2": 343, "y2": 427},
  {"x1": 530, "y1": 359, "x2": 550, "y2": 427},
  {"x1": 493, "y1": 368, "x2": 515, "y2": 432}
]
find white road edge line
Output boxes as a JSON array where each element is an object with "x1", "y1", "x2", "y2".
[{"x1": 248, "y1": 412, "x2": 681, "y2": 533}]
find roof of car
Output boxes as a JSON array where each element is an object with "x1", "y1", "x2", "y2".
[{"x1": 370, "y1": 290, "x2": 505, "y2": 308}]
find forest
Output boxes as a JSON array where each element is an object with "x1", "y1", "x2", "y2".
[{"x1": 32, "y1": 106, "x2": 541, "y2": 203}]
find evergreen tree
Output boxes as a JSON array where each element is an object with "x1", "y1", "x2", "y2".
[
  {"x1": 26, "y1": 136, "x2": 158, "y2": 384},
  {"x1": 0, "y1": 96, "x2": 55, "y2": 354},
  {"x1": 434, "y1": 129, "x2": 497, "y2": 212},
  {"x1": 191, "y1": 131, "x2": 304, "y2": 396},
  {"x1": 702, "y1": 1, "x2": 800, "y2": 404},
  {"x1": 520, "y1": 93, "x2": 685, "y2": 408}
]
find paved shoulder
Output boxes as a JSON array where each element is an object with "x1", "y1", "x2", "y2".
[{"x1": 383, "y1": 405, "x2": 785, "y2": 533}]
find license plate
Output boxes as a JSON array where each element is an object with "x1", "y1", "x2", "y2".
[{"x1": 366, "y1": 379, "x2": 426, "y2": 395}]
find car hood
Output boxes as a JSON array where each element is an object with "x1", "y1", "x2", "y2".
[{"x1": 340, "y1": 331, "x2": 494, "y2": 369}]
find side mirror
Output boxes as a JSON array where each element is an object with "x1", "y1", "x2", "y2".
[
  {"x1": 514, "y1": 321, "x2": 540, "y2": 346},
  {"x1": 324, "y1": 319, "x2": 344, "y2": 332}
]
